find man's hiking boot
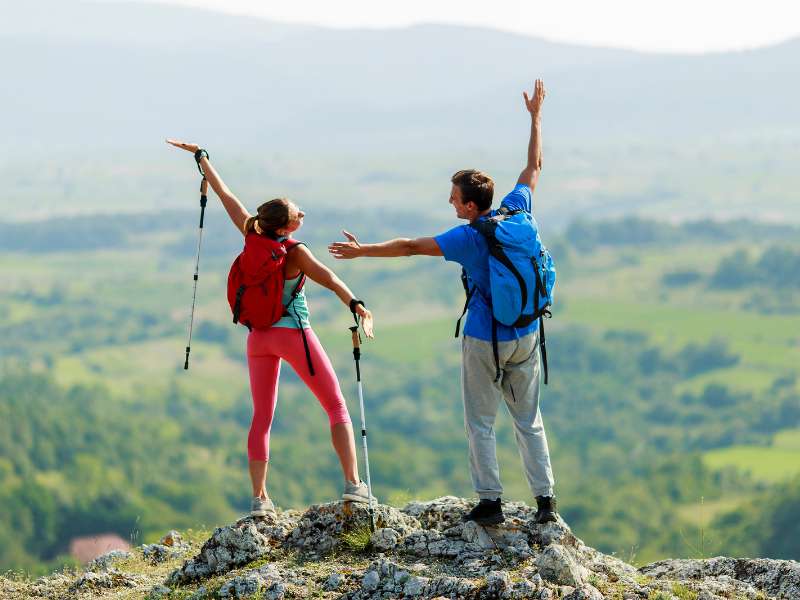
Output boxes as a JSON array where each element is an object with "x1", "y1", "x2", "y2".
[
  {"x1": 342, "y1": 480, "x2": 376, "y2": 504},
  {"x1": 533, "y1": 495, "x2": 558, "y2": 524},
  {"x1": 250, "y1": 496, "x2": 276, "y2": 518},
  {"x1": 462, "y1": 498, "x2": 504, "y2": 526}
]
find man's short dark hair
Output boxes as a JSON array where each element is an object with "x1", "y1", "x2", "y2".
[{"x1": 451, "y1": 169, "x2": 494, "y2": 211}]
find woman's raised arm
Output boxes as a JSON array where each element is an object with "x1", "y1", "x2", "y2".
[{"x1": 166, "y1": 139, "x2": 251, "y2": 234}]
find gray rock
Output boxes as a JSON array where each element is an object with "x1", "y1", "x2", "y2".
[
  {"x1": 402, "y1": 575, "x2": 429, "y2": 597},
  {"x1": 529, "y1": 519, "x2": 582, "y2": 549},
  {"x1": 168, "y1": 515, "x2": 296, "y2": 585},
  {"x1": 287, "y1": 501, "x2": 418, "y2": 555},
  {"x1": 160, "y1": 530, "x2": 184, "y2": 547},
  {"x1": 486, "y1": 569, "x2": 511, "y2": 595},
  {"x1": 218, "y1": 564, "x2": 286, "y2": 599},
  {"x1": 325, "y1": 571, "x2": 345, "y2": 591},
  {"x1": 44, "y1": 496, "x2": 796, "y2": 600},
  {"x1": 71, "y1": 568, "x2": 143, "y2": 591},
  {"x1": 371, "y1": 527, "x2": 401, "y2": 551},
  {"x1": 362, "y1": 569, "x2": 380, "y2": 592},
  {"x1": 188, "y1": 585, "x2": 209, "y2": 599},
  {"x1": 87, "y1": 549, "x2": 131, "y2": 571},
  {"x1": 640, "y1": 556, "x2": 800, "y2": 600},
  {"x1": 403, "y1": 496, "x2": 473, "y2": 531},
  {"x1": 143, "y1": 542, "x2": 184, "y2": 563},
  {"x1": 403, "y1": 528, "x2": 479, "y2": 559},
  {"x1": 461, "y1": 520, "x2": 496, "y2": 549},
  {"x1": 536, "y1": 544, "x2": 587, "y2": 586},
  {"x1": 149, "y1": 583, "x2": 172, "y2": 597},
  {"x1": 563, "y1": 583, "x2": 604, "y2": 600},
  {"x1": 506, "y1": 577, "x2": 541, "y2": 599}
]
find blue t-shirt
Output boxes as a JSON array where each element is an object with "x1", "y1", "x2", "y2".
[{"x1": 434, "y1": 184, "x2": 537, "y2": 342}]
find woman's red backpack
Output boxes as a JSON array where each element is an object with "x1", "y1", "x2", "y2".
[{"x1": 227, "y1": 233, "x2": 305, "y2": 331}]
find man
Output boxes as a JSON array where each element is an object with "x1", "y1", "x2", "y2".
[{"x1": 328, "y1": 80, "x2": 556, "y2": 526}]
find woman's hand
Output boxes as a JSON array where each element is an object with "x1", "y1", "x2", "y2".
[
  {"x1": 356, "y1": 305, "x2": 375, "y2": 339},
  {"x1": 166, "y1": 139, "x2": 200, "y2": 154},
  {"x1": 328, "y1": 230, "x2": 363, "y2": 259}
]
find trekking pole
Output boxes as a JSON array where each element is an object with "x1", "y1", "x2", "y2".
[
  {"x1": 349, "y1": 318, "x2": 376, "y2": 532},
  {"x1": 184, "y1": 153, "x2": 209, "y2": 370}
]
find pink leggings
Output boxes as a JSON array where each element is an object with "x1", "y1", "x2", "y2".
[{"x1": 246, "y1": 327, "x2": 351, "y2": 461}]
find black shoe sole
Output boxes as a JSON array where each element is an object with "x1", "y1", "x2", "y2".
[
  {"x1": 534, "y1": 512, "x2": 557, "y2": 524},
  {"x1": 472, "y1": 513, "x2": 505, "y2": 526}
]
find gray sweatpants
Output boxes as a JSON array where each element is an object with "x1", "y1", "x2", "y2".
[{"x1": 462, "y1": 332, "x2": 555, "y2": 500}]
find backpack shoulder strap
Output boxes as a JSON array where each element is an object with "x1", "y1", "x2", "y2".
[
  {"x1": 454, "y1": 268, "x2": 475, "y2": 338},
  {"x1": 283, "y1": 238, "x2": 305, "y2": 251}
]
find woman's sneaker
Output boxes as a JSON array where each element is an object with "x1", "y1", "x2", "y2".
[
  {"x1": 342, "y1": 480, "x2": 377, "y2": 504},
  {"x1": 250, "y1": 496, "x2": 276, "y2": 517}
]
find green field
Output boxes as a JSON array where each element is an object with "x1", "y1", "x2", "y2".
[
  {"x1": 3, "y1": 216, "x2": 800, "y2": 571},
  {"x1": 703, "y1": 429, "x2": 800, "y2": 484}
]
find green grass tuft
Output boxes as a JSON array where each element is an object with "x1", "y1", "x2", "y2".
[
  {"x1": 339, "y1": 525, "x2": 373, "y2": 553},
  {"x1": 671, "y1": 582, "x2": 699, "y2": 600}
]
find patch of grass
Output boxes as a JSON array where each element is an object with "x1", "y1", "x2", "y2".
[
  {"x1": 182, "y1": 527, "x2": 213, "y2": 547},
  {"x1": 703, "y1": 446, "x2": 800, "y2": 484},
  {"x1": 560, "y1": 298, "x2": 800, "y2": 371},
  {"x1": 671, "y1": 582, "x2": 699, "y2": 600},
  {"x1": 588, "y1": 576, "x2": 626, "y2": 600},
  {"x1": 339, "y1": 525, "x2": 373, "y2": 553},
  {"x1": 647, "y1": 591, "x2": 671, "y2": 600},
  {"x1": 773, "y1": 428, "x2": 800, "y2": 451}
]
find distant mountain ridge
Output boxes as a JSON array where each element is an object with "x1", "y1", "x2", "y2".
[{"x1": 3, "y1": 0, "x2": 800, "y2": 154}]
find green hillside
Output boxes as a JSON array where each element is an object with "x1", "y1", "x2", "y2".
[{"x1": 1, "y1": 214, "x2": 799, "y2": 574}]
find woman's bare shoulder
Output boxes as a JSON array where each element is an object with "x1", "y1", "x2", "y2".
[{"x1": 285, "y1": 241, "x2": 312, "y2": 276}]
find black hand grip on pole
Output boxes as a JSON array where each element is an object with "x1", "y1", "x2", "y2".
[
  {"x1": 199, "y1": 193, "x2": 207, "y2": 228},
  {"x1": 350, "y1": 326, "x2": 362, "y2": 381}
]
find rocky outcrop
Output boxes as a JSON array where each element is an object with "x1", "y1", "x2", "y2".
[
  {"x1": 2, "y1": 496, "x2": 798, "y2": 599},
  {"x1": 641, "y1": 556, "x2": 800, "y2": 599}
]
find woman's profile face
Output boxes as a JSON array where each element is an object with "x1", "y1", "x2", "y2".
[{"x1": 278, "y1": 202, "x2": 305, "y2": 235}]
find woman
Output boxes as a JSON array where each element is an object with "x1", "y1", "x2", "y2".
[{"x1": 167, "y1": 139, "x2": 375, "y2": 517}]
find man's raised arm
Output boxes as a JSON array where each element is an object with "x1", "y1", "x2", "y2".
[
  {"x1": 517, "y1": 79, "x2": 546, "y2": 191},
  {"x1": 328, "y1": 231, "x2": 442, "y2": 259}
]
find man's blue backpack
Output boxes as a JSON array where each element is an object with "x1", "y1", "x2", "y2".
[{"x1": 455, "y1": 206, "x2": 556, "y2": 383}]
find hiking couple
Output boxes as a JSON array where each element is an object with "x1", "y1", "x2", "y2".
[{"x1": 167, "y1": 79, "x2": 557, "y2": 526}]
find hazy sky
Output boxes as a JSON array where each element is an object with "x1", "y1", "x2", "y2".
[{"x1": 97, "y1": 0, "x2": 800, "y2": 53}]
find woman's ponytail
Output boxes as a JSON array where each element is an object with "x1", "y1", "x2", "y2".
[{"x1": 243, "y1": 215, "x2": 259, "y2": 235}]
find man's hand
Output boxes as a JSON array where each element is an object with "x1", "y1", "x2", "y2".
[
  {"x1": 523, "y1": 79, "x2": 546, "y2": 116},
  {"x1": 328, "y1": 230, "x2": 363, "y2": 259},
  {"x1": 518, "y1": 79, "x2": 546, "y2": 186}
]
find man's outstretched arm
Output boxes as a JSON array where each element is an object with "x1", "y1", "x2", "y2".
[
  {"x1": 328, "y1": 231, "x2": 442, "y2": 259},
  {"x1": 517, "y1": 79, "x2": 546, "y2": 191}
]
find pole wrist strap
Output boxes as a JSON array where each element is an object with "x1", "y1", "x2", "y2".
[
  {"x1": 194, "y1": 149, "x2": 209, "y2": 176},
  {"x1": 349, "y1": 298, "x2": 365, "y2": 314}
]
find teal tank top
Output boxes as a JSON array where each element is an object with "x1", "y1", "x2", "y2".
[{"x1": 273, "y1": 273, "x2": 311, "y2": 329}]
